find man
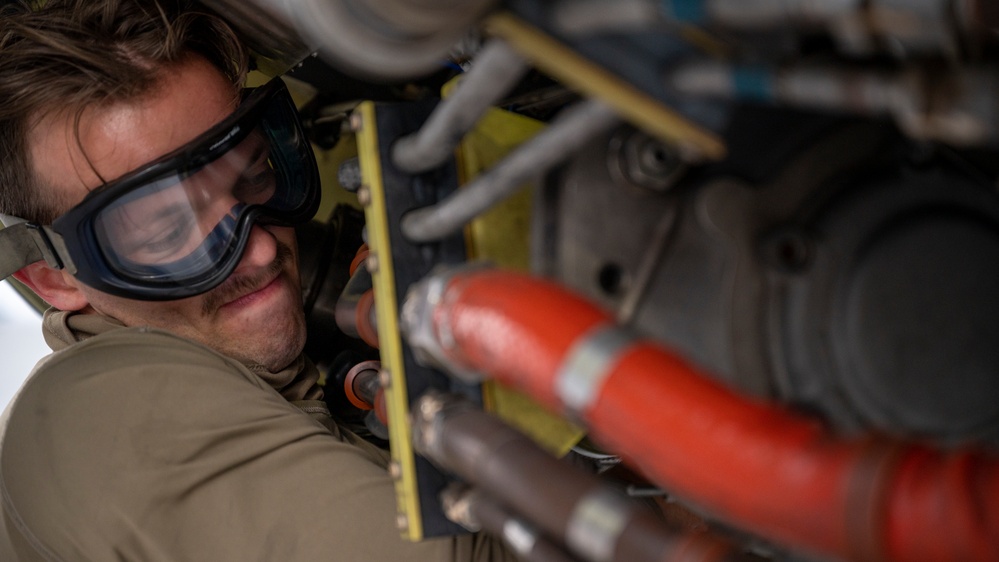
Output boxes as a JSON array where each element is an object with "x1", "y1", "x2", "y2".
[{"x1": 0, "y1": 1, "x2": 514, "y2": 560}]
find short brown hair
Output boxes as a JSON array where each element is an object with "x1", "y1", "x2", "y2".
[{"x1": 0, "y1": 0, "x2": 248, "y2": 223}]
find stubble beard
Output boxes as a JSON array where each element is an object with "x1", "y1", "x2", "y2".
[
  {"x1": 199, "y1": 239, "x2": 307, "y2": 370},
  {"x1": 200, "y1": 239, "x2": 295, "y2": 317}
]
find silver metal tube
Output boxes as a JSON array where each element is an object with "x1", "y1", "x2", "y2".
[
  {"x1": 669, "y1": 61, "x2": 999, "y2": 145},
  {"x1": 411, "y1": 392, "x2": 757, "y2": 562},
  {"x1": 553, "y1": 0, "x2": 663, "y2": 34},
  {"x1": 362, "y1": 0, "x2": 495, "y2": 36},
  {"x1": 392, "y1": 40, "x2": 530, "y2": 174},
  {"x1": 556, "y1": 0, "x2": 863, "y2": 33},
  {"x1": 199, "y1": 0, "x2": 314, "y2": 74},
  {"x1": 400, "y1": 100, "x2": 620, "y2": 243},
  {"x1": 441, "y1": 485, "x2": 581, "y2": 562},
  {"x1": 333, "y1": 262, "x2": 372, "y2": 339},
  {"x1": 706, "y1": 0, "x2": 862, "y2": 28},
  {"x1": 270, "y1": 0, "x2": 496, "y2": 80}
]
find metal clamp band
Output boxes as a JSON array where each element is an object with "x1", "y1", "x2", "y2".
[
  {"x1": 502, "y1": 518, "x2": 540, "y2": 557},
  {"x1": 566, "y1": 488, "x2": 633, "y2": 562},
  {"x1": 555, "y1": 325, "x2": 635, "y2": 418}
]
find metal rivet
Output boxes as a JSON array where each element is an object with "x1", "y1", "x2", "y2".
[
  {"x1": 349, "y1": 112, "x2": 363, "y2": 132},
  {"x1": 357, "y1": 185, "x2": 372, "y2": 206},
  {"x1": 388, "y1": 461, "x2": 402, "y2": 480},
  {"x1": 396, "y1": 513, "x2": 409, "y2": 531},
  {"x1": 378, "y1": 368, "x2": 392, "y2": 389},
  {"x1": 366, "y1": 253, "x2": 380, "y2": 274}
]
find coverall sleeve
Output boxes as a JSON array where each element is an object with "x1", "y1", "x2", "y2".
[{"x1": 0, "y1": 329, "x2": 519, "y2": 562}]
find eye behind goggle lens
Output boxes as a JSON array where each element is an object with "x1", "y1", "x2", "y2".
[{"x1": 62, "y1": 79, "x2": 320, "y2": 299}]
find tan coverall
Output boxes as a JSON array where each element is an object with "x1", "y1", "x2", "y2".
[{"x1": 0, "y1": 310, "x2": 516, "y2": 561}]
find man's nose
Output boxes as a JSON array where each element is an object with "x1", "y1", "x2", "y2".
[{"x1": 233, "y1": 224, "x2": 278, "y2": 273}]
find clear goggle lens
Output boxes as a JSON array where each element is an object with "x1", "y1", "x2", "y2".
[{"x1": 94, "y1": 128, "x2": 284, "y2": 281}]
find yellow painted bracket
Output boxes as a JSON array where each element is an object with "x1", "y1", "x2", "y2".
[
  {"x1": 353, "y1": 101, "x2": 424, "y2": 541},
  {"x1": 485, "y1": 12, "x2": 727, "y2": 161}
]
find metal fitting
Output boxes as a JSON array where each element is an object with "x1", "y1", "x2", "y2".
[
  {"x1": 344, "y1": 360, "x2": 382, "y2": 410},
  {"x1": 337, "y1": 157, "x2": 362, "y2": 192},
  {"x1": 610, "y1": 129, "x2": 687, "y2": 193},
  {"x1": 400, "y1": 267, "x2": 485, "y2": 382},
  {"x1": 440, "y1": 484, "x2": 482, "y2": 531},
  {"x1": 411, "y1": 391, "x2": 447, "y2": 457},
  {"x1": 410, "y1": 390, "x2": 477, "y2": 463}
]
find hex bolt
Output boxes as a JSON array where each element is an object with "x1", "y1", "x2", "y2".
[
  {"x1": 610, "y1": 129, "x2": 686, "y2": 193},
  {"x1": 337, "y1": 157, "x2": 362, "y2": 193}
]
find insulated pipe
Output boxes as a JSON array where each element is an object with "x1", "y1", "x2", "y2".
[
  {"x1": 392, "y1": 40, "x2": 530, "y2": 174},
  {"x1": 411, "y1": 392, "x2": 756, "y2": 562},
  {"x1": 274, "y1": 0, "x2": 496, "y2": 80},
  {"x1": 400, "y1": 100, "x2": 620, "y2": 243},
  {"x1": 401, "y1": 267, "x2": 999, "y2": 562}
]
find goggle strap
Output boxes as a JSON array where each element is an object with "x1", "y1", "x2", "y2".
[{"x1": 0, "y1": 223, "x2": 67, "y2": 279}]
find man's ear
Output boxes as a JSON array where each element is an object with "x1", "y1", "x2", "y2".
[{"x1": 13, "y1": 262, "x2": 89, "y2": 311}]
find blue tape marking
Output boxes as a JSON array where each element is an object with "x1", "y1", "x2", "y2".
[
  {"x1": 663, "y1": 0, "x2": 708, "y2": 23},
  {"x1": 733, "y1": 66, "x2": 774, "y2": 101}
]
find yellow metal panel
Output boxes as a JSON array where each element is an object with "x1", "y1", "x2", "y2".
[
  {"x1": 458, "y1": 107, "x2": 586, "y2": 457},
  {"x1": 313, "y1": 134, "x2": 361, "y2": 222}
]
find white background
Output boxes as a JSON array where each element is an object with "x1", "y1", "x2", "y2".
[{"x1": 0, "y1": 282, "x2": 49, "y2": 409}]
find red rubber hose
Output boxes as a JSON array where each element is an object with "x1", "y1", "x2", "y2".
[{"x1": 424, "y1": 269, "x2": 999, "y2": 562}]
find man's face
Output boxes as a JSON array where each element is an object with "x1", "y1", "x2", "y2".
[{"x1": 28, "y1": 56, "x2": 308, "y2": 371}]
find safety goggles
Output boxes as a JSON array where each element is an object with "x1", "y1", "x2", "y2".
[{"x1": 0, "y1": 78, "x2": 320, "y2": 301}]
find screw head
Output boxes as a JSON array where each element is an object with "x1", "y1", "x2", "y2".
[{"x1": 349, "y1": 112, "x2": 363, "y2": 132}]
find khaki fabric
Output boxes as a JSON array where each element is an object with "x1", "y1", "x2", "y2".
[{"x1": 0, "y1": 311, "x2": 516, "y2": 561}]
